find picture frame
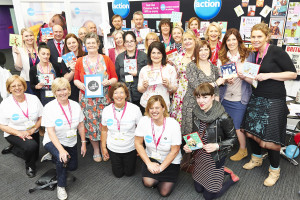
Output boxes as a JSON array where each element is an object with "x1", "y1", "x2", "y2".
[{"x1": 84, "y1": 74, "x2": 103, "y2": 98}]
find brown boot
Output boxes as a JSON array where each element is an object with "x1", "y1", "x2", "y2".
[
  {"x1": 264, "y1": 168, "x2": 280, "y2": 187},
  {"x1": 243, "y1": 155, "x2": 263, "y2": 170},
  {"x1": 230, "y1": 148, "x2": 248, "y2": 161}
]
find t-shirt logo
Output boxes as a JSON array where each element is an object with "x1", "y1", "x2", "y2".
[
  {"x1": 12, "y1": 114, "x2": 20, "y2": 121},
  {"x1": 55, "y1": 119, "x2": 63, "y2": 126},
  {"x1": 145, "y1": 135, "x2": 153, "y2": 143},
  {"x1": 107, "y1": 119, "x2": 114, "y2": 126}
]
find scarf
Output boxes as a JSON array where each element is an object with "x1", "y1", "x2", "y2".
[{"x1": 193, "y1": 100, "x2": 225, "y2": 123}]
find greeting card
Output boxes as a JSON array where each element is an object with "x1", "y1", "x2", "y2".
[{"x1": 183, "y1": 132, "x2": 204, "y2": 151}]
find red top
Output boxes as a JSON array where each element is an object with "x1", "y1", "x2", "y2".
[
  {"x1": 74, "y1": 54, "x2": 118, "y2": 94},
  {"x1": 108, "y1": 48, "x2": 116, "y2": 64}
]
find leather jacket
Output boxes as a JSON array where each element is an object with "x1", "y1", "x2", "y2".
[{"x1": 192, "y1": 112, "x2": 237, "y2": 162}]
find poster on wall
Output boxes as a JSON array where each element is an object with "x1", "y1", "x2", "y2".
[
  {"x1": 248, "y1": 6, "x2": 256, "y2": 16},
  {"x1": 200, "y1": 21, "x2": 210, "y2": 37},
  {"x1": 286, "y1": 46, "x2": 300, "y2": 75},
  {"x1": 269, "y1": 18, "x2": 285, "y2": 39},
  {"x1": 242, "y1": 0, "x2": 249, "y2": 7},
  {"x1": 256, "y1": 0, "x2": 264, "y2": 7},
  {"x1": 239, "y1": 17, "x2": 261, "y2": 41},
  {"x1": 271, "y1": 0, "x2": 289, "y2": 17},
  {"x1": 284, "y1": 2, "x2": 300, "y2": 45},
  {"x1": 142, "y1": 1, "x2": 180, "y2": 19}
]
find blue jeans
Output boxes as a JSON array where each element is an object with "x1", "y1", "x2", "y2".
[{"x1": 44, "y1": 142, "x2": 78, "y2": 187}]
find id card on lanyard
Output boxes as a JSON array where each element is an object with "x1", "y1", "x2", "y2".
[
  {"x1": 150, "y1": 118, "x2": 166, "y2": 160},
  {"x1": 124, "y1": 51, "x2": 138, "y2": 82}
]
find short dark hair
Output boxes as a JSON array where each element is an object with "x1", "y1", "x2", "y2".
[
  {"x1": 193, "y1": 83, "x2": 214, "y2": 97},
  {"x1": 108, "y1": 82, "x2": 130, "y2": 102},
  {"x1": 147, "y1": 41, "x2": 167, "y2": 66},
  {"x1": 158, "y1": 18, "x2": 173, "y2": 34},
  {"x1": 123, "y1": 31, "x2": 136, "y2": 42},
  {"x1": 38, "y1": 42, "x2": 50, "y2": 53},
  {"x1": 112, "y1": 14, "x2": 123, "y2": 21},
  {"x1": 0, "y1": 52, "x2": 6, "y2": 66}
]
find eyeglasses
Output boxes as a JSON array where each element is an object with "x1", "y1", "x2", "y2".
[{"x1": 125, "y1": 40, "x2": 136, "y2": 44}]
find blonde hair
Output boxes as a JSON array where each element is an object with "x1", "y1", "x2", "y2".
[
  {"x1": 145, "y1": 95, "x2": 169, "y2": 118},
  {"x1": 172, "y1": 26, "x2": 184, "y2": 43},
  {"x1": 204, "y1": 22, "x2": 222, "y2": 41},
  {"x1": 133, "y1": 11, "x2": 143, "y2": 18},
  {"x1": 145, "y1": 32, "x2": 159, "y2": 50},
  {"x1": 182, "y1": 29, "x2": 197, "y2": 49},
  {"x1": 51, "y1": 78, "x2": 71, "y2": 98},
  {"x1": 6, "y1": 75, "x2": 27, "y2": 93},
  {"x1": 21, "y1": 28, "x2": 38, "y2": 51},
  {"x1": 251, "y1": 22, "x2": 271, "y2": 42}
]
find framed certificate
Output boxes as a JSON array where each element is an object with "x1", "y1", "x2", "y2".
[{"x1": 84, "y1": 74, "x2": 103, "y2": 98}]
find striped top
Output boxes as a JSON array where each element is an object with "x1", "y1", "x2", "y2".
[{"x1": 192, "y1": 121, "x2": 224, "y2": 193}]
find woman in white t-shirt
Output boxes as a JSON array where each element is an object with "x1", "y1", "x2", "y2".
[
  {"x1": 101, "y1": 82, "x2": 142, "y2": 178},
  {"x1": 135, "y1": 95, "x2": 182, "y2": 197},
  {"x1": 0, "y1": 75, "x2": 43, "y2": 178},
  {"x1": 138, "y1": 41, "x2": 178, "y2": 111},
  {"x1": 42, "y1": 78, "x2": 86, "y2": 200}
]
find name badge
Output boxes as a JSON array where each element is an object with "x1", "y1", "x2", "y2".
[
  {"x1": 45, "y1": 90, "x2": 54, "y2": 97},
  {"x1": 66, "y1": 129, "x2": 77, "y2": 138},
  {"x1": 125, "y1": 75, "x2": 134, "y2": 82},
  {"x1": 137, "y1": 44, "x2": 145, "y2": 50},
  {"x1": 151, "y1": 151, "x2": 161, "y2": 160},
  {"x1": 57, "y1": 57, "x2": 63, "y2": 63},
  {"x1": 114, "y1": 132, "x2": 125, "y2": 141},
  {"x1": 24, "y1": 120, "x2": 35, "y2": 130}
]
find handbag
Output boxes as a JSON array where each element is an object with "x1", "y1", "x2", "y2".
[{"x1": 180, "y1": 152, "x2": 195, "y2": 173}]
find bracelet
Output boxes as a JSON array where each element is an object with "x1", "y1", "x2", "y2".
[{"x1": 81, "y1": 140, "x2": 87, "y2": 143}]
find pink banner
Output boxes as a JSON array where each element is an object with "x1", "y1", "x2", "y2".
[
  {"x1": 142, "y1": 1, "x2": 180, "y2": 17},
  {"x1": 142, "y1": 2, "x2": 160, "y2": 14},
  {"x1": 160, "y1": 1, "x2": 180, "y2": 14}
]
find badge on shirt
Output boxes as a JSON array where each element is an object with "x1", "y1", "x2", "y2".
[
  {"x1": 45, "y1": 90, "x2": 54, "y2": 97},
  {"x1": 151, "y1": 151, "x2": 161, "y2": 160},
  {"x1": 125, "y1": 75, "x2": 134, "y2": 82},
  {"x1": 57, "y1": 57, "x2": 63, "y2": 63},
  {"x1": 66, "y1": 129, "x2": 77, "y2": 138},
  {"x1": 114, "y1": 132, "x2": 125, "y2": 141},
  {"x1": 24, "y1": 120, "x2": 35, "y2": 130}
]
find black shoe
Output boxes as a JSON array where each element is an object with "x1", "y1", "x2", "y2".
[
  {"x1": 2, "y1": 145, "x2": 14, "y2": 154},
  {"x1": 26, "y1": 167, "x2": 36, "y2": 178}
]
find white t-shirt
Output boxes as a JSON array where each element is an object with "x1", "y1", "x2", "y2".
[
  {"x1": 135, "y1": 116, "x2": 182, "y2": 164},
  {"x1": 0, "y1": 94, "x2": 43, "y2": 137},
  {"x1": 42, "y1": 99, "x2": 84, "y2": 147},
  {"x1": 102, "y1": 102, "x2": 142, "y2": 153}
]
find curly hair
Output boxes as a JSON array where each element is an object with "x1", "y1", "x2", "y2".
[{"x1": 218, "y1": 28, "x2": 250, "y2": 65}]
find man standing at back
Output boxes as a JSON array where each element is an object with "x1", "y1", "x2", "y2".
[
  {"x1": 131, "y1": 11, "x2": 145, "y2": 50},
  {"x1": 84, "y1": 20, "x2": 104, "y2": 54},
  {"x1": 109, "y1": 14, "x2": 123, "y2": 36}
]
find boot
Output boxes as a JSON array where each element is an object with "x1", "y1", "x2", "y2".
[
  {"x1": 230, "y1": 148, "x2": 248, "y2": 161},
  {"x1": 264, "y1": 168, "x2": 280, "y2": 187},
  {"x1": 243, "y1": 155, "x2": 263, "y2": 170}
]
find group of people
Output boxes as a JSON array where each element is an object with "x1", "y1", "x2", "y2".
[{"x1": 0, "y1": 10, "x2": 297, "y2": 200}]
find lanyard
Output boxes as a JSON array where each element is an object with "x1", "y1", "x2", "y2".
[
  {"x1": 38, "y1": 63, "x2": 50, "y2": 74},
  {"x1": 86, "y1": 55, "x2": 100, "y2": 74},
  {"x1": 256, "y1": 43, "x2": 270, "y2": 65},
  {"x1": 112, "y1": 102, "x2": 127, "y2": 132},
  {"x1": 151, "y1": 118, "x2": 166, "y2": 151},
  {"x1": 210, "y1": 41, "x2": 220, "y2": 63},
  {"x1": 54, "y1": 41, "x2": 62, "y2": 57},
  {"x1": 58, "y1": 101, "x2": 72, "y2": 129},
  {"x1": 124, "y1": 50, "x2": 138, "y2": 59},
  {"x1": 162, "y1": 34, "x2": 171, "y2": 47},
  {"x1": 13, "y1": 95, "x2": 29, "y2": 119},
  {"x1": 28, "y1": 48, "x2": 37, "y2": 66}
]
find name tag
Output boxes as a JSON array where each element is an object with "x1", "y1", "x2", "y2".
[
  {"x1": 114, "y1": 132, "x2": 125, "y2": 141},
  {"x1": 66, "y1": 129, "x2": 77, "y2": 138},
  {"x1": 151, "y1": 151, "x2": 161, "y2": 160},
  {"x1": 45, "y1": 90, "x2": 54, "y2": 97},
  {"x1": 125, "y1": 75, "x2": 134, "y2": 82},
  {"x1": 57, "y1": 57, "x2": 63, "y2": 63},
  {"x1": 24, "y1": 120, "x2": 35, "y2": 130},
  {"x1": 137, "y1": 44, "x2": 145, "y2": 50}
]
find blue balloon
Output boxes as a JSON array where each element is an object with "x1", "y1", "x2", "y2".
[{"x1": 285, "y1": 145, "x2": 299, "y2": 159}]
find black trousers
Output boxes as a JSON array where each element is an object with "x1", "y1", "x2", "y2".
[
  {"x1": 6, "y1": 132, "x2": 39, "y2": 169},
  {"x1": 108, "y1": 149, "x2": 137, "y2": 178}
]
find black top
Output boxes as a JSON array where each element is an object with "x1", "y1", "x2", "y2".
[
  {"x1": 253, "y1": 45, "x2": 296, "y2": 99},
  {"x1": 115, "y1": 50, "x2": 147, "y2": 101},
  {"x1": 47, "y1": 39, "x2": 64, "y2": 77},
  {"x1": 159, "y1": 34, "x2": 175, "y2": 48}
]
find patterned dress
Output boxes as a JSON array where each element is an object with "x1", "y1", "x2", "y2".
[
  {"x1": 170, "y1": 53, "x2": 189, "y2": 126},
  {"x1": 79, "y1": 55, "x2": 110, "y2": 141}
]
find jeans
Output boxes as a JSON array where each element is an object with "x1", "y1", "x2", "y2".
[
  {"x1": 44, "y1": 142, "x2": 78, "y2": 187},
  {"x1": 6, "y1": 132, "x2": 39, "y2": 169}
]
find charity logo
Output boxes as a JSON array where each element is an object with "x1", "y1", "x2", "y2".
[
  {"x1": 55, "y1": 119, "x2": 63, "y2": 126},
  {"x1": 160, "y1": 4, "x2": 166, "y2": 11},
  {"x1": 107, "y1": 119, "x2": 114, "y2": 126},
  {"x1": 145, "y1": 135, "x2": 153, "y2": 143},
  {"x1": 112, "y1": 0, "x2": 130, "y2": 18},
  {"x1": 27, "y1": 8, "x2": 35, "y2": 16},
  {"x1": 12, "y1": 114, "x2": 20, "y2": 121},
  {"x1": 74, "y1": 8, "x2": 80, "y2": 15},
  {"x1": 88, "y1": 81, "x2": 99, "y2": 92},
  {"x1": 194, "y1": 0, "x2": 222, "y2": 20}
]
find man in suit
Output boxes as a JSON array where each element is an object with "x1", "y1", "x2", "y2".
[{"x1": 46, "y1": 24, "x2": 65, "y2": 77}]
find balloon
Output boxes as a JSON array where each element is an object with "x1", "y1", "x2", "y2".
[{"x1": 285, "y1": 145, "x2": 299, "y2": 159}]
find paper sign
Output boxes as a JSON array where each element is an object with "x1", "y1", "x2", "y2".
[
  {"x1": 242, "y1": 0, "x2": 249, "y2": 7},
  {"x1": 260, "y1": 5, "x2": 272, "y2": 17},
  {"x1": 248, "y1": 5, "x2": 256, "y2": 16},
  {"x1": 41, "y1": 27, "x2": 54, "y2": 39},
  {"x1": 239, "y1": 16, "x2": 261, "y2": 40},
  {"x1": 269, "y1": 17, "x2": 286, "y2": 39},
  {"x1": 234, "y1": 5, "x2": 244, "y2": 17},
  {"x1": 9, "y1": 34, "x2": 22, "y2": 47},
  {"x1": 171, "y1": 11, "x2": 182, "y2": 23},
  {"x1": 256, "y1": 0, "x2": 264, "y2": 7},
  {"x1": 286, "y1": 46, "x2": 300, "y2": 75},
  {"x1": 84, "y1": 74, "x2": 103, "y2": 98}
]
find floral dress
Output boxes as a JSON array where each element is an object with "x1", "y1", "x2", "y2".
[
  {"x1": 170, "y1": 53, "x2": 189, "y2": 126},
  {"x1": 79, "y1": 55, "x2": 110, "y2": 141}
]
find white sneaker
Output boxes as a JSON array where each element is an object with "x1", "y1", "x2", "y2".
[
  {"x1": 41, "y1": 152, "x2": 52, "y2": 162},
  {"x1": 57, "y1": 186, "x2": 68, "y2": 200}
]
